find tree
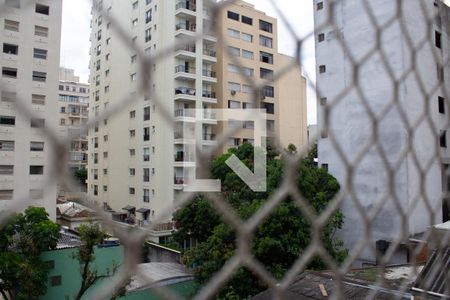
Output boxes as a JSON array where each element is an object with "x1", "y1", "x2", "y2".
[
  {"x1": 73, "y1": 223, "x2": 118, "y2": 300},
  {"x1": 174, "y1": 143, "x2": 347, "y2": 298},
  {"x1": 0, "y1": 207, "x2": 59, "y2": 300},
  {"x1": 74, "y1": 168, "x2": 88, "y2": 185}
]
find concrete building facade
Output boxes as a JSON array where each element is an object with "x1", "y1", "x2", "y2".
[
  {"x1": 314, "y1": 0, "x2": 450, "y2": 265},
  {"x1": 0, "y1": 0, "x2": 63, "y2": 220}
]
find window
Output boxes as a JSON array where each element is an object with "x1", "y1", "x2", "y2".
[
  {"x1": 260, "y1": 68, "x2": 274, "y2": 80},
  {"x1": 50, "y1": 276, "x2": 61, "y2": 287},
  {"x1": 131, "y1": 54, "x2": 137, "y2": 63},
  {"x1": 104, "y1": 86, "x2": 109, "y2": 93},
  {"x1": 144, "y1": 127, "x2": 150, "y2": 141},
  {"x1": 228, "y1": 100, "x2": 240, "y2": 109},
  {"x1": 439, "y1": 96, "x2": 445, "y2": 114},
  {"x1": 317, "y1": 2, "x2": 324, "y2": 10},
  {"x1": 131, "y1": 73, "x2": 137, "y2": 81},
  {"x1": 227, "y1": 64, "x2": 240, "y2": 73},
  {"x1": 227, "y1": 11, "x2": 239, "y2": 21},
  {"x1": 2, "y1": 67, "x2": 17, "y2": 78},
  {"x1": 132, "y1": 19, "x2": 138, "y2": 27},
  {"x1": 0, "y1": 190, "x2": 13, "y2": 200},
  {"x1": 130, "y1": 110, "x2": 136, "y2": 118},
  {"x1": 4, "y1": 20, "x2": 19, "y2": 32},
  {"x1": 30, "y1": 189, "x2": 43, "y2": 199},
  {"x1": 1, "y1": 91, "x2": 16, "y2": 103},
  {"x1": 5, "y1": 0, "x2": 19, "y2": 8},
  {"x1": 129, "y1": 149, "x2": 135, "y2": 156},
  {"x1": 143, "y1": 147, "x2": 150, "y2": 161},
  {"x1": 31, "y1": 118, "x2": 45, "y2": 128},
  {"x1": 441, "y1": 131, "x2": 447, "y2": 148},
  {"x1": 318, "y1": 33, "x2": 326, "y2": 42},
  {"x1": 35, "y1": 4, "x2": 49, "y2": 15},
  {"x1": 33, "y1": 48, "x2": 47, "y2": 59},
  {"x1": 228, "y1": 46, "x2": 240, "y2": 56},
  {"x1": 146, "y1": 9, "x2": 152, "y2": 23},
  {"x1": 0, "y1": 141, "x2": 14, "y2": 151},
  {"x1": 59, "y1": 118, "x2": 65, "y2": 126},
  {"x1": 263, "y1": 85, "x2": 274, "y2": 97},
  {"x1": 129, "y1": 168, "x2": 135, "y2": 176},
  {"x1": 242, "y1": 50, "x2": 254, "y2": 60},
  {"x1": 260, "y1": 51, "x2": 273, "y2": 64},
  {"x1": 262, "y1": 102, "x2": 274, "y2": 114},
  {"x1": 267, "y1": 120, "x2": 275, "y2": 131},
  {"x1": 319, "y1": 65, "x2": 326, "y2": 73},
  {"x1": 227, "y1": 28, "x2": 240, "y2": 39},
  {"x1": 30, "y1": 142, "x2": 44, "y2": 151},
  {"x1": 243, "y1": 121, "x2": 254, "y2": 129},
  {"x1": 242, "y1": 67, "x2": 254, "y2": 77},
  {"x1": 243, "y1": 102, "x2": 253, "y2": 109},
  {"x1": 259, "y1": 35, "x2": 273, "y2": 48},
  {"x1": 103, "y1": 169, "x2": 108, "y2": 175},
  {"x1": 30, "y1": 165, "x2": 44, "y2": 175},
  {"x1": 130, "y1": 129, "x2": 135, "y2": 137},
  {"x1": 0, "y1": 116, "x2": 15, "y2": 126},
  {"x1": 32, "y1": 71, "x2": 47, "y2": 82},
  {"x1": 132, "y1": 1, "x2": 138, "y2": 9},
  {"x1": 242, "y1": 15, "x2": 253, "y2": 25},
  {"x1": 228, "y1": 82, "x2": 241, "y2": 92},
  {"x1": 144, "y1": 106, "x2": 150, "y2": 121},
  {"x1": 143, "y1": 189, "x2": 150, "y2": 203},
  {"x1": 241, "y1": 33, "x2": 253, "y2": 43},
  {"x1": 103, "y1": 185, "x2": 108, "y2": 192},
  {"x1": 34, "y1": 25, "x2": 48, "y2": 37},
  {"x1": 143, "y1": 168, "x2": 150, "y2": 182},
  {"x1": 3, "y1": 43, "x2": 18, "y2": 55},
  {"x1": 259, "y1": 20, "x2": 273, "y2": 33},
  {"x1": 322, "y1": 164, "x2": 328, "y2": 171},
  {"x1": 104, "y1": 135, "x2": 108, "y2": 142},
  {"x1": 93, "y1": 185, "x2": 98, "y2": 196},
  {"x1": 0, "y1": 165, "x2": 13, "y2": 175},
  {"x1": 129, "y1": 187, "x2": 135, "y2": 195},
  {"x1": 435, "y1": 31, "x2": 442, "y2": 49},
  {"x1": 242, "y1": 84, "x2": 254, "y2": 94},
  {"x1": 103, "y1": 152, "x2": 108, "y2": 158}
]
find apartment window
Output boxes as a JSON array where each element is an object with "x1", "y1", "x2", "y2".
[
  {"x1": 441, "y1": 131, "x2": 447, "y2": 148},
  {"x1": 4, "y1": 20, "x2": 19, "y2": 32},
  {"x1": 267, "y1": 120, "x2": 275, "y2": 131},
  {"x1": 129, "y1": 129, "x2": 135, "y2": 137},
  {"x1": 227, "y1": 64, "x2": 240, "y2": 73},
  {"x1": 243, "y1": 121, "x2": 254, "y2": 129},
  {"x1": 227, "y1": 11, "x2": 239, "y2": 21},
  {"x1": 30, "y1": 165, "x2": 44, "y2": 175},
  {"x1": 5, "y1": 0, "x2": 19, "y2": 8},
  {"x1": 227, "y1": 28, "x2": 240, "y2": 39},
  {"x1": 132, "y1": 1, "x2": 138, "y2": 9},
  {"x1": 242, "y1": 67, "x2": 254, "y2": 77},
  {"x1": 144, "y1": 127, "x2": 150, "y2": 141},
  {"x1": 0, "y1": 116, "x2": 15, "y2": 126},
  {"x1": 3, "y1": 43, "x2": 18, "y2": 55},
  {"x1": 263, "y1": 85, "x2": 274, "y2": 98},
  {"x1": 130, "y1": 110, "x2": 136, "y2": 118},
  {"x1": 103, "y1": 152, "x2": 108, "y2": 159},
  {"x1": 2, "y1": 67, "x2": 17, "y2": 78},
  {"x1": 98, "y1": 16, "x2": 102, "y2": 25},
  {"x1": 243, "y1": 102, "x2": 253, "y2": 109},
  {"x1": 32, "y1": 71, "x2": 47, "y2": 82},
  {"x1": 227, "y1": 46, "x2": 240, "y2": 56},
  {"x1": 259, "y1": 20, "x2": 273, "y2": 33},
  {"x1": 34, "y1": 25, "x2": 48, "y2": 37},
  {"x1": 0, "y1": 165, "x2": 13, "y2": 175},
  {"x1": 435, "y1": 31, "x2": 442, "y2": 49},
  {"x1": 132, "y1": 19, "x2": 138, "y2": 27},
  {"x1": 146, "y1": 9, "x2": 152, "y2": 23},
  {"x1": 322, "y1": 164, "x2": 328, "y2": 171},
  {"x1": 259, "y1": 35, "x2": 273, "y2": 48},
  {"x1": 319, "y1": 65, "x2": 326, "y2": 73},
  {"x1": 0, "y1": 190, "x2": 13, "y2": 200},
  {"x1": 260, "y1": 51, "x2": 273, "y2": 64},
  {"x1": 242, "y1": 84, "x2": 254, "y2": 94},
  {"x1": 242, "y1": 50, "x2": 254, "y2": 60},
  {"x1": 228, "y1": 82, "x2": 241, "y2": 92},
  {"x1": 318, "y1": 33, "x2": 325, "y2": 42},
  {"x1": 105, "y1": 69, "x2": 110, "y2": 77},
  {"x1": 93, "y1": 185, "x2": 98, "y2": 196},
  {"x1": 143, "y1": 147, "x2": 150, "y2": 161},
  {"x1": 106, "y1": 37, "x2": 111, "y2": 45},
  {"x1": 30, "y1": 189, "x2": 43, "y2": 200},
  {"x1": 129, "y1": 168, "x2": 135, "y2": 176},
  {"x1": 104, "y1": 86, "x2": 109, "y2": 93},
  {"x1": 242, "y1": 15, "x2": 253, "y2": 25},
  {"x1": 241, "y1": 33, "x2": 253, "y2": 43},
  {"x1": 50, "y1": 276, "x2": 61, "y2": 287},
  {"x1": 0, "y1": 141, "x2": 14, "y2": 151},
  {"x1": 60, "y1": 119, "x2": 65, "y2": 125},
  {"x1": 143, "y1": 168, "x2": 150, "y2": 182},
  {"x1": 317, "y1": 2, "x2": 324, "y2": 10},
  {"x1": 35, "y1": 4, "x2": 49, "y2": 15},
  {"x1": 260, "y1": 68, "x2": 274, "y2": 80},
  {"x1": 131, "y1": 73, "x2": 137, "y2": 81},
  {"x1": 103, "y1": 185, "x2": 108, "y2": 192},
  {"x1": 143, "y1": 189, "x2": 150, "y2": 203},
  {"x1": 129, "y1": 149, "x2": 135, "y2": 156},
  {"x1": 31, "y1": 118, "x2": 45, "y2": 128},
  {"x1": 131, "y1": 54, "x2": 137, "y2": 63},
  {"x1": 228, "y1": 100, "x2": 240, "y2": 109},
  {"x1": 30, "y1": 142, "x2": 44, "y2": 151},
  {"x1": 104, "y1": 135, "x2": 108, "y2": 142},
  {"x1": 129, "y1": 187, "x2": 135, "y2": 195},
  {"x1": 262, "y1": 102, "x2": 274, "y2": 114},
  {"x1": 33, "y1": 48, "x2": 47, "y2": 59},
  {"x1": 438, "y1": 96, "x2": 445, "y2": 114},
  {"x1": 1, "y1": 91, "x2": 16, "y2": 103},
  {"x1": 144, "y1": 106, "x2": 150, "y2": 121},
  {"x1": 103, "y1": 169, "x2": 108, "y2": 175}
]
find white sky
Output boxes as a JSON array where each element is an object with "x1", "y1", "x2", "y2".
[{"x1": 60, "y1": 0, "x2": 317, "y2": 124}]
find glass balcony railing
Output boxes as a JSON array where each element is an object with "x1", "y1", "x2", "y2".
[{"x1": 175, "y1": 87, "x2": 196, "y2": 96}]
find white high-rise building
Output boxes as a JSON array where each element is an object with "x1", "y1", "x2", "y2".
[
  {"x1": 314, "y1": 0, "x2": 449, "y2": 265},
  {"x1": 0, "y1": 0, "x2": 62, "y2": 220}
]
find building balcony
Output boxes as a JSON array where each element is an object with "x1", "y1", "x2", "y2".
[
  {"x1": 174, "y1": 65, "x2": 196, "y2": 81},
  {"x1": 174, "y1": 109, "x2": 196, "y2": 122},
  {"x1": 202, "y1": 69, "x2": 217, "y2": 83},
  {"x1": 175, "y1": 1, "x2": 196, "y2": 17},
  {"x1": 175, "y1": 87, "x2": 196, "y2": 101},
  {"x1": 175, "y1": 45, "x2": 196, "y2": 59},
  {"x1": 203, "y1": 133, "x2": 216, "y2": 141},
  {"x1": 175, "y1": 22, "x2": 196, "y2": 36},
  {"x1": 203, "y1": 48, "x2": 217, "y2": 63},
  {"x1": 202, "y1": 90, "x2": 217, "y2": 104}
]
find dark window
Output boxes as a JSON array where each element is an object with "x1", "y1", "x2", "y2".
[
  {"x1": 33, "y1": 48, "x2": 47, "y2": 59},
  {"x1": 260, "y1": 51, "x2": 273, "y2": 64},
  {"x1": 129, "y1": 187, "x2": 135, "y2": 195},
  {"x1": 262, "y1": 102, "x2": 274, "y2": 114},
  {"x1": 0, "y1": 116, "x2": 15, "y2": 126},
  {"x1": 441, "y1": 131, "x2": 447, "y2": 148},
  {"x1": 259, "y1": 35, "x2": 273, "y2": 48},
  {"x1": 144, "y1": 127, "x2": 150, "y2": 141},
  {"x1": 439, "y1": 96, "x2": 445, "y2": 114},
  {"x1": 262, "y1": 86, "x2": 274, "y2": 98},
  {"x1": 322, "y1": 164, "x2": 328, "y2": 171},
  {"x1": 36, "y1": 4, "x2": 49, "y2": 15},
  {"x1": 259, "y1": 20, "x2": 273, "y2": 33},
  {"x1": 59, "y1": 85, "x2": 64, "y2": 90},
  {"x1": 227, "y1": 11, "x2": 239, "y2": 21},
  {"x1": 30, "y1": 165, "x2": 44, "y2": 175},
  {"x1": 30, "y1": 142, "x2": 44, "y2": 151},
  {"x1": 31, "y1": 118, "x2": 45, "y2": 128},
  {"x1": 3, "y1": 43, "x2": 18, "y2": 55},
  {"x1": 317, "y1": 2, "x2": 323, "y2": 10},
  {"x1": 435, "y1": 31, "x2": 441, "y2": 49},
  {"x1": 260, "y1": 68, "x2": 274, "y2": 80},
  {"x1": 437, "y1": 64, "x2": 444, "y2": 82},
  {"x1": 144, "y1": 106, "x2": 150, "y2": 121},
  {"x1": 318, "y1": 33, "x2": 325, "y2": 42},
  {"x1": 50, "y1": 276, "x2": 61, "y2": 286},
  {"x1": 2, "y1": 67, "x2": 17, "y2": 78},
  {"x1": 32, "y1": 71, "x2": 47, "y2": 82},
  {"x1": 241, "y1": 15, "x2": 252, "y2": 25},
  {"x1": 319, "y1": 65, "x2": 326, "y2": 73},
  {"x1": 320, "y1": 97, "x2": 327, "y2": 106}
]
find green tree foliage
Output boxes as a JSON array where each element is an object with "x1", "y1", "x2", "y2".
[
  {"x1": 173, "y1": 143, "x2": 347, "y2": 298},
  {"x1": 0, "y1": 207, "x2": 59, "y2": 300},
  {"x1": 74, "y1": 168, "x2": 88, "y2": 185}
]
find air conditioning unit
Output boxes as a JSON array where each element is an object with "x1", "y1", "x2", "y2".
[{"x1": 231, "y1": 90, "x2": 236, "y2": 96}]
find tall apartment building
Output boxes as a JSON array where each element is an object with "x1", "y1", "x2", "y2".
[
  {"x1": 214, "y1": 1, "x2": 307, "y2": 150},
  {"x1": 58, "y1": 68, "x2": 89, "y2": 172},
  {"x1": 314, "y1": 0, "x2": 449, "y2": 265},
  {"x1": 87, "y1": 0, "x2": 306, "y2": 239},
  {"x1": 0, "y1": 0, "x2": 63, "y2": 220}
]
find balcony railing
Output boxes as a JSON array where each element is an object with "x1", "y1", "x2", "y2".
[
  {"x1": 203, "y1": 111, "x2": 216, "y2": 119},
  {"x1": 175, "y1": 109, "x2": 195, "y2": 118},
  {"x1": 143, "y1": 154, "x2": 150, "y2": 161},
  {"x1": 175, "y1": 1, "x2": 196, "y2": 11},
  {"x1": 203, "y1": 133, "x2": 216, "y2": 141},
  {"x1": 175, "y1": 151, "x2": 194, "y2": 162},
  {"x1": 203, "y1": 48, "x2": 216, "y2": 57},
  {"x1": 175, "y1": 22, "x2": 196, "y2": 32},
  {"x1": 174, "y1": 177, "x2": 185, "y2": 184},
  {"x1": 175, "y1": 65, "x2": 196, "y2": 74},
  {"x1": 202, "y1": 90, "x2": 216, "y2": 98},
  {"x1": 202, "y1": 69, "x2": 216, "y2": 78},
  {"x1": 175, "y1": 87, "x2": 196, "y2": 96},
  {"x1": 177, "y1": 45, "x2": 196, "y2": 53}
]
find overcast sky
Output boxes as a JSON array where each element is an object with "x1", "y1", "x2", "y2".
[{"x1": 60, "y1": 0, "x2": 317, "y2": 124}]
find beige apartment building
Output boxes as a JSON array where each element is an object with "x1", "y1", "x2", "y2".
[
  {"x1": 58, "y1": 68, "x2": 89, "y2": 172},
  {"x1": 87, "y1": 0, "x2": 306, "y2": 239},
  {"x1": 0, "y1": 0, "x2": 63, "y2": 220},
  {"x1": 214, "y1": 1, "x2": 307, "y2": 150}
]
